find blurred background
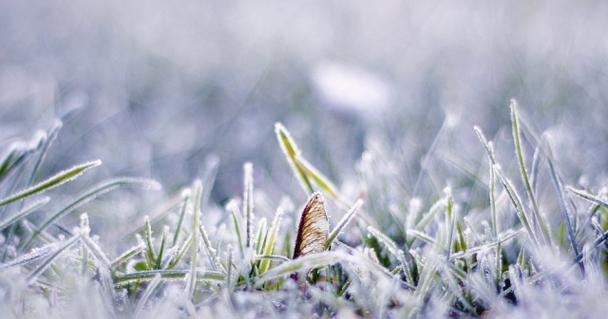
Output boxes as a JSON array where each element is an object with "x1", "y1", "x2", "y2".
[{"x1": 1, "y1": 0, "x2": 607, "y2": 219}]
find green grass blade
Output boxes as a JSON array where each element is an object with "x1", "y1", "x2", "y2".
[
  {"x1": 143, "y1": 216, "x2": 156, "y2": 268},
  {"x1": 259, "y1": 202, "x2": 287, "y2": 274},
  {"x1": 0, "y1": 144, "x2": 25, "y2": 182},
  {"x1": 23, "y1": 177, "x2": 160, "y2": 249},
  {"x1": 187, "y1": 179, "x2": 202, "y2": 299},
  {"x1": 0, "y1": 160, "x2": 101, "y2": 207},
  {"x1": 275, "y1": 123, "x2": 344, "y2": 204},
  {"x1": 445, "y1": 193, "x2": 456, "y2": 260},
  {"x1": 0, "y1": 132, "x2": 46, "y2": 183},
  {"x1": 274, "y1": 122, "x2": 314, "y2": 194},
  {"x1": 510, "y1": 100, "x2": 551, "y2": 245},
  {"x1": 156, "y1": 226, "x2": 169, "y2": 269},
  {"x1": 255, "y1": 218, "x2": 268, "y2": 255},
  {"x1": 113, "y1": 269, "x2": 224, "y2": 286},
  {"x1": 226, "y1": 199, "x2": 244, "y2": 257},
  {"x1": 295, "y1": 156, "x2": 339, "y2": 199},
  {"x1": 172, "y1": 189, "x2": 191, "y2": 246}
]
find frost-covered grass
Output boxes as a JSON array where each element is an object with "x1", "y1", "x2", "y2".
[{"x1": 1, "y1": 100, "x2": 607, "y2": 319}]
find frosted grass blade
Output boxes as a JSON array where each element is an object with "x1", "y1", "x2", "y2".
[
  {"x1": 0, "y1": 197, "x2": 49, "y2": 230},
  {"x1": 275, "y1": 122, "x2": 314, "y2": 194},
  {"x1": 0, "y1": 160, "x2": 101, "y2": 207},
  {"x1": 324, "y1": 199, "x2": 363, "y2": 249},
  {"x1": 27, "y1": 234, "x2": 81, "y2": 284},
  {"x1": 25, "y1": 177, "x2": 160, "y2": 248}
]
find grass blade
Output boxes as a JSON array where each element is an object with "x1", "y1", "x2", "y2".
[
  {"x1": 81, "y1": 235, "x2": 112, "y2": 270},
  {"x1": 255, "y1": 218, "x2": 268, "y2": 255},
  {"x1": 26, "y1": 121, "x2": 62, "y2": 187},
  {"x1": 24, "y1": 177, "x2": 160, "y2": 249},
  {"x1": 254, "y1": 255, "x2": 290, "y2": 262},
  {"x1": 406, "y1": 229, "x2": 437, "y2": 245},
  {"x1": 259, "y1": 203, "x2": 286, "y2": 274},
  {"x1": 445, "y1": 192, "x2": 456, "y2": 260},
  {"x1": 0, "y1": 131, "x2": 46, "y2": 183},
  {"x1": 172, "y1": 189, "x2": 191, "y2": 246},
  {"x1": 167, "y1": 234, "x2": 192, "y2": 269},
  {"x1": 367, "y1": 226, "x2": 413, "y2": 283},
  {"x1": 474, "y1": 126, "x2": 498, "y2": 236},
  {"x1": 510, "y1": 100, "x2": 551, "y2": 245},
  {"x1": 568, "y1": 187, "x2": 608, "y2": 208},
  {"x1": 574, "y1": 230, "x2": 608, "y2": 264},
  {"x1": 114, "y1": 269, "x2": 224, "y2": 285},
  {"x1": 112, "y1": 244, "x2": 144, "y2": 269},
  {"x1": 0, "y1": 160, "x2": 101, "y2": 207},
  {"x1": 474, "y1": 126, "x2": 502, "y2": 286},
  {"x1": 243, "y1": 163, "x2": 254, "y2": 248},
  {"x1": 134, "y1": 274, "x2": 162, "y2": 319},
  {"x1": 0, "y1": 243, "x2": 56, "y2": 270},
  {"x1": 295, "y1": 156, "x2": 339, "y2": 200},
  {"x1": 324, "y1": 199, "x2": 363, "y2": 249},
  {"x1": 413, "y1": 198, "x2": 445, "y2": 232},
  {"x1": 27, "y1": 234, "x2": 81, "y2": 284},
  {"x1": 275, "y1": 123, "x2": 344, "y2": 204},
  {"x1": 143, "y1": 216, "x2": 156, "y2": 268},
  {"x1": 199, "y1": 224, "x2": 223, "y2": 272},
  {"x1": 274, "y1": 122, "x2": 314, "y2": 194},
  {"x1": 257, "y1": 251, "x2": 346, "y2": 283},
  {"x1": 493, "y1": 164, "x2": 538, "y2": 246},
  {"x1": 156, "y1": 226, "x2": 169, "y2": 269},
  {"x1": 0, "y1": 197, "x2": 49, "y2": 230},
  {"x1": 449, "y1": 229, "x2": 522, "y2": 259},
  {"x1": 226, "y1": 199, "x2": 244, "y2": 257},
  {"x1": 544, "y1": 148, "x2": 583, "y2": 272},
  {"x1": 187, "y1": 179, "x2": 202, "y2": 299}
]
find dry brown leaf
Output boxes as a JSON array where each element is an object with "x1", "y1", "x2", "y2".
[{"x1": 293, "y1": 192, "x2": 330, "y2": 259}]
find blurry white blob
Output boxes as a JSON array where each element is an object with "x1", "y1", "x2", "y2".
[
  {"x1": 0, "y1": 65, "x2": 29, "y2": 104},
  {"x1": 0, "y1": 65, "x2": 58, "y2": 119},
  {"x1": 311, "y1": 61, "x2": 392, "y2": 117},
  {"x1": 59, "y1": 91, "x2": 89, "y2": 118},
  {"x1": 444, "y1": 109, "x2": 461, "y2": 128}
]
